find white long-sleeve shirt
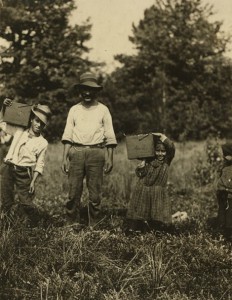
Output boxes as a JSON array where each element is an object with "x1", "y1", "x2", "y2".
[
  {"x1": 0, "y1": 109, "x2": 48, "y2": 174},
  {"x1": 62, "y1": 102, "x2": 117, "y2": 146},
  {"x1": 0, "y1": 121, "x2": 47, "y2": 174},
  {"x1": 5, "y1": 129, "x2": 48, "y2": 174}
]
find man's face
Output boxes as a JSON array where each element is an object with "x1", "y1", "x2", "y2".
[{"x1": 80, "y1": 86, "x2": 98, "y2": 103}]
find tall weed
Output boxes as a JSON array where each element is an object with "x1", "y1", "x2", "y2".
[{"x1": 1, "y1": 140, "x2": 232, "y2": 299}]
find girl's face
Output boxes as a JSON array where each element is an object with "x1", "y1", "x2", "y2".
[
  {"x1": 31, "y1": 116, "x2": 45, "y2": 135},
  {"x1": 155, "y1": 143, "x2": 166, "y2": 161}
]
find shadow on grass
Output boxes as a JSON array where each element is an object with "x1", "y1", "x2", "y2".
[{"x1": 7, "y1": 206, "x2": 229, "y2": 243}]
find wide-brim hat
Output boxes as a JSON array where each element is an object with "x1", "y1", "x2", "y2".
[
  {"x1": 75, "y1": 72, "x2": 103, "y2": 90},
  {"x1": 31, "y1": 104, "x2": 51, "y2": 125}
]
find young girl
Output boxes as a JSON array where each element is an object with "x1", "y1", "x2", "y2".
[
  {"x1": 0, "y1": 98, "x2": 51, "y2": 224},
  {"x1": 216, "y1": 142, "x2": 232, "y2": 240},
  {"x1": 126, "y1": 133, "x2": 175, "y2": 231}
]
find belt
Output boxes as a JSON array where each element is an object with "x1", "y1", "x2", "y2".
[
  {"x1": 72, "y1": 143, "x2": 105, "y2": 149},
  {"x1": 4, "y1": 160, "x2": 31, "y2": 171}
]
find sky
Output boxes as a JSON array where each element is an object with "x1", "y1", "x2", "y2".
[{"x1": 71, "y1": 0, "x2": 232, "y2": 72}]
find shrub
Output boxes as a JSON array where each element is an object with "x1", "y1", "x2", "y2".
[{"x1": 193, "y1": 135, "x2": 222, "y2": 186}]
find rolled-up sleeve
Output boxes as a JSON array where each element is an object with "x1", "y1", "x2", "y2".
[
  {"x1": 61, "y1": 107, "x2": 74, "y2": 144},
  {"x1": 103, "y1": 108, "x2": 117, "y2": 146},
  {"x1": 34, "y1": 146, "x2": 47, "y2": 174}
]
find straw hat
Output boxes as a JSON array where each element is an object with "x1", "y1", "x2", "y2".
[{"x1": 31, "y1": 104, "x2": 51, "y2": 125}]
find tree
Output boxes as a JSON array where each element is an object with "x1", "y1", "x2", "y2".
[
  {"x1": 0, "y1": 0, "x2": 94, "y2": 140},
  {"x1": 105, "y1": 0, "x2": 232, "y2": 139}
]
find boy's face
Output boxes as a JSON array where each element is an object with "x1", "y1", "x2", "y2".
[
  {"x1": 80, "y1": 86, "x2": 98, "y2": 104},
  {"x1": 155, "y1": 143, "x2": 167, "y2": 161},
  {"x1": 31, "y1": 116, "x2": 45, "y2": 134}
]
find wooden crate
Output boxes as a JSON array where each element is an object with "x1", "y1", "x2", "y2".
[
  {"x1": 125, "y1": 134, "x2": 155, "y2": 159},
  {"x1": 3, "y1": 102, "x2": 32, "y2": 127}
]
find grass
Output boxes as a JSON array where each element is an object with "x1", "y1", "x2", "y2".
[{"x1": 0, "y1": 140, "x2": 232, "y2": 299}]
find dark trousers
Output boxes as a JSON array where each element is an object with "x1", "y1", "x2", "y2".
[
  {"x1": 0, "y1": 163, "x2": 34, "y2": 217},
  {"x1": 66, "y1": 147, "x2": 105, "y2": 222},
  {"x1": 0, "y1": 145, "x2": 9, "y2": 165},
  {"x1": 217, "y1": 190, "x2": 232, "y2": 229}
]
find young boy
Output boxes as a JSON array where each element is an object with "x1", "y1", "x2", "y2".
[
  {"x1": 0, "y1": 98, "x2": 51, "y2": 224},
  {"x1": 216, "y1": 142, "x2": 232, "y2": 240}
]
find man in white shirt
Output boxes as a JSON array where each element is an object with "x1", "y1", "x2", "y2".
[{"x1": 62, "y1": 72, "x2": 117, "y2": 225}]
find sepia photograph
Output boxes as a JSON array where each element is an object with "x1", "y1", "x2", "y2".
[{"x1": 0, "y1": 0, "x2": 232, "y2": 299}]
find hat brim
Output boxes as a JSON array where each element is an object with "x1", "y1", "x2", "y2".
[
  {"x1": 31, "y1": 107, "x2": 48, "y2": 125},
  {"x1": 75, "y1": 81, "x2": 103, "y2": 90}
]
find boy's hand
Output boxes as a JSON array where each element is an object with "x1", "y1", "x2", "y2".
[
  {"x1": 3, "y1": 98, "x2": 13, "y2": 107},
  {"x1": 29, "y1": 181, "x2": 35, "y2": 194}
]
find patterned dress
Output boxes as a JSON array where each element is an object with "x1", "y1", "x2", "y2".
[{"x1": 127, "y1": 138, "x2": 175, "y2": 224}]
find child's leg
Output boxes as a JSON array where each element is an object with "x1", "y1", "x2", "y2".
[
  {"x1": 225, "y1": 195, "x2": 232, "y2": 232},
  {"x1": 0, "y1": 163, "x2": 15, "y2": 213},
  {"x1": 14, "y1": 167, "x2": 36, "y2": 222},
  {"x1": 217, "y1": 191, "x2": 227, "y2": 228}
]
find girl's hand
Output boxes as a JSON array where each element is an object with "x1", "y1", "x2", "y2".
[
  {"x1": 3, "y1": 98, "x2": 13, "y2": 107},
  {"x1": 152, "y1": 132, "x2": 167, "y2": 142},
  {"x1": 137, "y1": 160, "x2": 146, "y2": 168}
]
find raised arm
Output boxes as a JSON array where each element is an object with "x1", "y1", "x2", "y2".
[
  {"x1": 0, "y1": 98, "x2": 12, "y2": 123},
  {"x1": 153, "y1": 133, "x2": 175, "y2": 165},
  {"x1": 163, "y1": 137, "x2": 175, "y2": 165}
]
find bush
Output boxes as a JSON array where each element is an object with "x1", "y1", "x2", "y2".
[{"x1": 193, "y1": 135, "x2": 222, "y2": 186}]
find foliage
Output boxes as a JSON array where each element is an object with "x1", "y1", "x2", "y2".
[
  {"x1": 0, "y1": 0, "x2": 96, "y2": 140},
  {"x1": 193, "y1": 134, "x2": 222, "y2": 185},
  {"x1": 0, "y1": 141, "x2": 232, "y2": 299},
  {"x1": 102, "y1": 0, "x2": 232, "y2": 139}
]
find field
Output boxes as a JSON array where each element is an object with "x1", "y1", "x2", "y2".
[{"x1": 0, "y1": 140, "x2": 232, "y2": 299}]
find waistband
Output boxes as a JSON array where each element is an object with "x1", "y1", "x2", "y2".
[
  {"x1": 72, "y1": 143, "x2": 105, "y2": 149},
  {"x1": 4, "y1": 160, "x2": 31, "y2": 171}
]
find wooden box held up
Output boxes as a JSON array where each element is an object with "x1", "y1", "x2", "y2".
[
  {"x1": 126, "y1": 134, "x2": 155, "y2": 160},
  {"x1": 3, "y1": 102, "x2": 32, "y2": 127}
]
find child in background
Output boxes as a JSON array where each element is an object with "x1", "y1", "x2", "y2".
[
  {"x1": 0, "y1": 98, "x2": 51, "y2": 225},
  {"x1": 0, "y1": 125, "x2": 13, "y2": 164},
  {"x1": 216, "y1": 142, "x2": 232, "y2": 240},
  {"x1": 126, "y1": 133, "x2": 175, "y2": 232}
]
